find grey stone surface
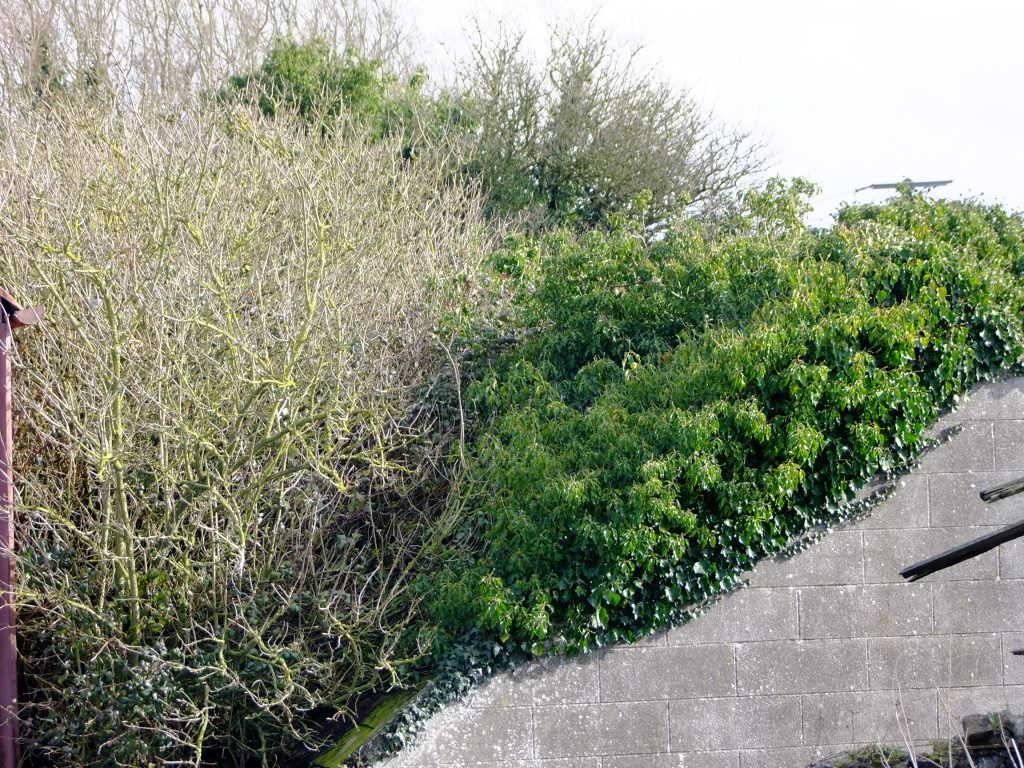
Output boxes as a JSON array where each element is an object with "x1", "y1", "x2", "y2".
[
  {"x1": 929, "y1": 471, "x2": 1024, "y2": 526},
  {"x1": 994, "y1": 420, "x2": 1024, "y2": 471},
  {"x1": 471, "y1": 654, "x2": 601, "y2": 708},
  {"x1": 669, "y1": 696, "x2": 802, "y2": 751},
  {"x1": 533, "y1": 703, "x2": 668, "y2": 758},
  {"x1": 865, "y1": 634, "x2": 1003, "y2": 691},
  {"x1": 736, "y1": 639, "x2": 867, "y2": 695},
  {"x1": 402, "y1": 762, "x2": 601, "y2": 768},
  {"x1": 933, "y1": 580, "x2": 1024, "y2": 633},
  {"x1": 600, "y1": 645, "x2": 736, "y2": 701},
  {"x1": 683, "y1": 752, "x2": 740, "y2": 768},
  {"x1": 603, "y1": 755, "x2": 680, "y2": 768},
  {"x1": 916, "y1": 420, "x2": 994, "y2": 474},
  {"x1": 799, "y1": 584, "x2": 933, "y2": 639},
  {"x1": 854, "y1": 474, "x2": 929, "y2": 529},
  {"x1": 403, "y1": 704, "x2": 534, "y2": 764},
  {"x1": 998, "y1": 537, "x2": 1024, "y2": 578},
  {"x1": 666, "y1": 587, "x2": 799, "y2": 645},
  {"x1": 738, "y1": 746, "x2": 842, "y2": 768},
  {"x1": 958, "y1": 378, "x2": 1024, "y2": 420},
  {"x1": 746, "y1": 530, "x2": 865, "y2": 588},
  {"x1": 949, "y1": 634, "x2": 1004, "y2": 688},
  {"x1": 1002, "y1": 633, "x2": 1024, "y2": 685},
  {"x1": 528, "y1": 655, "x2": 602, "y2": 706},
  {"x1": 379, "y1": 377, "x2": 1024, "y2": 768},
  {"x1": 862, "y1": 527, "x2": 1000, "y2": 583},
  {"x1": 801, "y1": 690, "x2": 937, "y2": 745},
  {"x1": 867, "y1": 636, "x2": 949, "y2": 690},
  {"x1": 631, "y1": 627, "x2": 670, "y2": 647}
]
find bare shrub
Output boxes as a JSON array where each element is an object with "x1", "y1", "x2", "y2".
[
  {"x1": 0, "y1": 0, "x2": 414, "y2": 108},
  {"x1": 460, "y1": 20, "x2": 763, "y2": 231},
  {"x1": 0, "y1": 96, "x2": 493, "y2": 765}
]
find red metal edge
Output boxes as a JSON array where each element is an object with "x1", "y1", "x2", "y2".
[
  {"x1": 0, "y1": 311, "x2": 19, "y2": 766},
  {"x1": 10, "y1": 308, "x2": 42, "y2": 330}
]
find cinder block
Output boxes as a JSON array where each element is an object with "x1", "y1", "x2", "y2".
[
  {"x1": 917, "y1": 421, "x2": 994, "y2": 474},
  {"x1": 928, "y1": 471, "x2": 1024, "y2": 526},
  {"x1": 994, "y1": 420, "x2": 1024, "y2": 470},
  {"x1": 528, "y1": 654, "x2": 602, "y2": 706},
  {"x1": 736, "y1": 639, "x2": 867, "y2": 695},
  {"x1": 955, "y1": 378, "x2": 1024, "y2": 421},
  {"x1": 669, "y1": 696, "x2": 802, "y2": 751},
  {"x1": 863, "y1": 527, "x2": 999, "y2": 583},
  {"x1": 866, "y1": 634, "x2": 1002, "y2": 691},
  {"x1": 746, "y1": 530, "x2": 864, "y2": 588},
  {"x1": 854, "y1": 474, "x2": 929, "y2": 529},
  {"x1": 799, "y1": 584, "x2": 932, "y2": 639},
  {"x1": 667, "y1": 588, "x2": 798, "y2": 645},
  {"x1": 998, "y1": 537, "x2": 1024, "y2": 579},
  {"x1": 470, "y1": 654, "x2": 600, "y2": 709},
  {"x1": 933, "y1": 580, "x2": 1024, "y2": 633},
  {"x1": 468, "y1": 672, "x2": 532, "y2": 710},
  {"x1": 600, "y1": 644, "x2": 735, "y2": 702},
  {"x1": 603, "y1": 755, "x2": 680, "y2": 768},
  {"x1": 534, "y1": 703, "x2": 668, "y2": 758},
  {"x1": 469, "y1": 674, "x2": 522, "y2": 709},
  {"x1": 868, "y1": 636, "x2": 948, "y2": 691},
  {"x1": 1002, "y1": 633, "x2": 1024, "y2": 685},
  {"x1": 683, "y1": 751, "x2": 740, "y2": 768},
  {"x1": 948, "y1": 633, "x2": 1003, "y2": 687},
  {"x1": 408, "y1": 703, "x2": 534, "y2": 763},
  {"x1": 801, "y1": 690, "x2": 937, "y2": 746}
]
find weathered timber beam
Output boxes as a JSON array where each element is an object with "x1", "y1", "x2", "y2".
[
  {"x1": 900, "y1": 517, "x2": 1024, "y2": 581},
  {"x1": 980, "y1": 476, "x2": 1024, "y2": 503}
]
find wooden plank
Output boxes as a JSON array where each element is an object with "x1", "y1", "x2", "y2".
[
  {"x1": 901, "y1": 517, "x2": 1024, "y2": 581},
  {"x1": 980, "y1": 476, "x2": 1024, "y2": 503}
]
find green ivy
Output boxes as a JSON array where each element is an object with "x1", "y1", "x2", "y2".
[{"x1": 425, "y1": 181, "x2": 1024, "y2": 657}]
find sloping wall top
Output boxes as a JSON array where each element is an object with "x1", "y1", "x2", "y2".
[{"x1": 382, "y1": 377, "x2": 1024, "y2": 768}]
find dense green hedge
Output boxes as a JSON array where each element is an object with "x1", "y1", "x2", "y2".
[
  {"x1": 424, "y1": 182, "x2": 1024, "y2": 657},
  {"x1": 224, "y1": 37, "x2": 470, "y2": 157}
]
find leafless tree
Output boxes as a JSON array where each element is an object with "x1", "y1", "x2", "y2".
[
  {"x1": 0, "y1": 0, "x2": 413, "y2": 108},
  {"x1": 460, "y1": 20, "x2": 764, "y2": 231},
  {"x1": 0, "y1": 95, "x2": 496, "y2": 765}
]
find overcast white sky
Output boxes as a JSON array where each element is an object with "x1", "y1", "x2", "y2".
[{"x1": 408, "y1": 0, "x2": 1024, "y2": 224}]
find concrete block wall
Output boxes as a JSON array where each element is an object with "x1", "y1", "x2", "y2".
[{"x1": 380, "y1": 377, "x2": 1024, "y2": 768}]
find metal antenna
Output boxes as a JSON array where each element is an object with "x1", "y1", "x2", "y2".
[{"x1": 855, "y1": 179, "x2": 953, "y2": 193}]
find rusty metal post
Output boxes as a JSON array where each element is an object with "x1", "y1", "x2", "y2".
[
  {"x1": 0, "y1": 309, "x2": 18, "y2": 768},
  {"x1": 0, "y1": 289, "x2": 41, "y2": 768}
]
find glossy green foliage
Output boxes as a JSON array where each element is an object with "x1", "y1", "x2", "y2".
[{"x1": 429, "y1": 183, "x2": 1024, "y2": 656}]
